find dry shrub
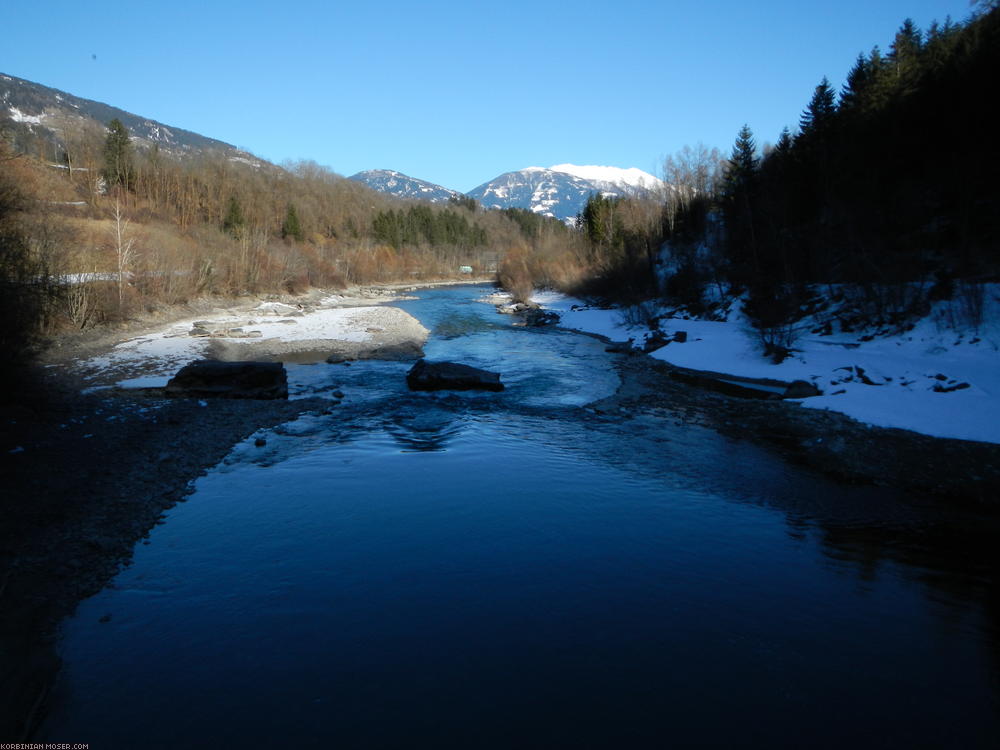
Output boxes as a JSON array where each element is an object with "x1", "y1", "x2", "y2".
[{"x1": 498, "y1": 245, "x2": 534, "y2": 303}]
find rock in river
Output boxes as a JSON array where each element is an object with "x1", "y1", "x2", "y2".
[
  {"x1": 406, "y1": 359, "x2": 504, "y2": 392},
  {"x1": 165, "y1": 360, "x2": 288, "y2": 399}
]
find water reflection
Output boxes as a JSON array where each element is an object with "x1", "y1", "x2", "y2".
[
  {"x1": 432, "y1": 311, "x2": 502, "y2": 339},
  {"x1": 385, "y1": 408, "x2": 465, "y2": 452}
]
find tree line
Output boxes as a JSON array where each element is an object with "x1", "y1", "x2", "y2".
[
  {"x1": 0, "y1": 113, "x2": 592, "y2": 380},
  {"x1": 551, "y1": 6, "x2": 999, "y2": 348}
]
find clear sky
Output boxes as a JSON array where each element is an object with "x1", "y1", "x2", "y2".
[{"x1": 0, "y1": 0, "x2": 978, "y2": 192}]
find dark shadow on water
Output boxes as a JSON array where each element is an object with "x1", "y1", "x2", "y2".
[
  {"x1": 384, "y1": 408, "x2": 466, "y2": 452},
  {"x1": 431, "y1": 311, "x2": 504, "y2": 340}
]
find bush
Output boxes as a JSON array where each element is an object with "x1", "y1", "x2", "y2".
[
  {"x1": 0, "y1": 152, "x2": 56, "y2": 381},
  {"x1": 498, "y1": 246, "x2": 534, "y2": 303},
  {"x1": 743, "y1": 282, "x2": 804, "y2": 362}
]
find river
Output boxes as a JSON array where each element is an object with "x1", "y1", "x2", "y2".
[{"x1": 42, "y1": 284, "x2": 1000, "y2": 748}]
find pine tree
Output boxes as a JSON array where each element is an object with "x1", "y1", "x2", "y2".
[
  {"x1": 799, "y1": 77, "x2": 837, "y2": 133},
  {"x1": 888, "y1": 19, "x2": 924, "y2": 92},
  {"x1": 102, "y1": 118, "x2": 135, "y2": 192},
  {"x1": 722, "y1": 124, "x2": 758, "y2": 198},
  {"x1": 773, "y1": 127, "x2": 793, "y2": 157},
  {"x1": 281, "y1": 203, "x2": 304, "y2": 242},
  {"x1": 720, "y1": 125, "x2": 761, "y2": 280},
  {"x1": 223, "y1": 196, "x2": 245, "y2": 237},
  {"x1": 840, "y1": 55, "x2": 871, "y2": 109},
  {"x1": 889, "y1": 18, "x2": 923, "y2": 65}
]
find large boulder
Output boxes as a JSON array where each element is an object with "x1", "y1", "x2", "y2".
[
  {"x1": 406, "y1": 359, "x2": 504, "y2": 392},
  {"x1": 783, "y1": 380, "x2": 822, "y2": 399},
  {"x1": 520, "y1": 308, "x2": 560, "y2": 327},
  {"x1": 165, "y1": 360, "x2": 288, "y2": 399}
]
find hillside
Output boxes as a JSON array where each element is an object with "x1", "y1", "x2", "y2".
[
  {"x1": 0, "y1": 72, "x2": 249, "y2": 162},
  {"x1": 0, "y1": 76, "x2": 589, "y2": 370}
]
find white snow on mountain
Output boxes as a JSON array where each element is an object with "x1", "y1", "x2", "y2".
[
  {"x1": 8, "y1": 106, "x2": 44, "y2": 124},
  {"x1": 468, "y1": 165, "x2": 664, "y2": 223},
  {"x1": 549, "y1": 164, "x2": 663, "y2": 190}
]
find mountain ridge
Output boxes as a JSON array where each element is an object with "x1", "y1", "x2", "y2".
[
  {"x1": 2, "y1": 72, "x2": 661, "y2": 222},
  {"x1": 356, "y1": 164, "x2": 665, "y2": 223},
  {"x1": 1, "y1": 72, "x2": 251, "y2": 161}
]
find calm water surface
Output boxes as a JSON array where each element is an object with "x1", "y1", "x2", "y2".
[{"x1": 44, "y1": 285, "x2": 1000, "y2": 748}]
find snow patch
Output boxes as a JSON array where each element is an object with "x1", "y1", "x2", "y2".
[{"x1": 8, "y1": 106, "x2": 44, "y2": 124}]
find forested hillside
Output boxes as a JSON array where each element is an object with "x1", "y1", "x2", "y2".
[
  {"x1": 550, "y1": 6, "x2": 999, "y2": 347},
  {"x1": 0, "y1": 112, "x2": 585, "y2": 378}
]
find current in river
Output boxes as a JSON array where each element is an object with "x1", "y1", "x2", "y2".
[{"x1": 43, "y1": 285, "x2": 1000, "y2": 748}]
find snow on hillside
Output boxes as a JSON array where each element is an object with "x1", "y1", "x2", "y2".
[
  {"x1": 549, "y1": 164, "x2": 663, "y2": 190},
  {"x1": 8, "y1": 106, "x2": 44, "y2": 124},
  {"x1": 535, "y1": 288, "x2": 1000, "y2": 445}
]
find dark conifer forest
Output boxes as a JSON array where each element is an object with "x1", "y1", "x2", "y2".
[{"x1": 570, "y1": 6, "x2": 999, "y2": 342}]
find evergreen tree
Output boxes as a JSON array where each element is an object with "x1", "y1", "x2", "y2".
[
  {"x1": 799, "y1": 77, "x2": 837, "y2": 133},
  {"x1": 719, "y1": 125, "x2": 761, "y2": 280},
  {"x1": 580, "y1": 193, "x2": 624, "y2": 250},
  {"x1": 722, "y1": 124, "x2": 758, "y2": 198},
  {"x1": 840, "y1": 55, "x2": 871, "y2": 108},
  {"x1": 773, "y1": 127, "x2": 793, "y2": 157},
  {"x1": 102, "y1": 118, "x2": 135, "y2": 192},
  {"x1": 281, "y1": 203, "x2": 304, "y2": 242},
  {"x1": 223, "y1": 196, "x2": 245, "y2": 237},
  {"x1": 889, "y1": 18, "x2": 923, "y2": 64}
]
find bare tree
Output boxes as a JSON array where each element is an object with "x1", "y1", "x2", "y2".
[
  {"x1": 111, "y1": 197, "x2": 137, "y2": 312},
  {"x1": 662, "y1": 143, "x2": 724, "y2": 232}
]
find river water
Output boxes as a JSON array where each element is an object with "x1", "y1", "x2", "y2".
[{"x1": 43, "y1": 285, "x2": 1000, "y2": 748}]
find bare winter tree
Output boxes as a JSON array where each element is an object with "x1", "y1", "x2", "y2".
[
  {"x1": 661, "y1": 143, "x2": 724, "y2": 232},
  {"x1": 111, "y1": 197, "x2": 137, "y2": 312}
]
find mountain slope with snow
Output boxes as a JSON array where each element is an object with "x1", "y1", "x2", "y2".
[
  {"x1": 549, "y1": 164, "x2": 663, "y2": 191},
  {"x1": 348, "y1": 170, "x2": 459, "y2": 203},
  {"x1": 467, "y1": 164, "x2": 662, "y2": 223},
  {"x1": 0, "y1": 72, "x2": 247, "y2": 160}
]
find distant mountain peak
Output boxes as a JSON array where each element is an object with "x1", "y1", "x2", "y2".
[
  {"x1": 467, "y1": 165, "x2": 663, "y2": 223},
  {"x1": 548, "y1": 164, "x2": 663, "y2": 191},
  {"x1": 348, "y1": 169, "x2": 459, "y2": 203}
]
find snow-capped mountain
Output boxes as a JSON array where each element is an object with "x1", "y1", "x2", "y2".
[
  {"x1": 348, "y1": 170, "x2": 459, "y2": 203},
  {"x1": 468, "y1": 165, "x2": 664, "y2": 223},
  {"x1": 548, "y1": 164, "x2": 663, "y2": 193}
]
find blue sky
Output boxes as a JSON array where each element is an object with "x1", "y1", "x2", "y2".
[{"x1": 1, "y1": 0, "x2": 978, "y2": 192}]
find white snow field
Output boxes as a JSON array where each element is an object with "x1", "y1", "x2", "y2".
[
  {"x1": 77, "y1": 296, "x2": 427, "y2": 385},
  {"x1": 536, "y1": 289, "x2": 1000, "y2": 445},
  {"x1": 548, "y1": 164, "x2": 664, "y2": 191}
]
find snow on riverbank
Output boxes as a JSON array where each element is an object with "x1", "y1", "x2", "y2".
[
  {"x1": 76, "y1": 295, "x2": 428, "y2": 384},
  {"x1": 535, "y1": 290, "x2": 1000, "y2": 445}
]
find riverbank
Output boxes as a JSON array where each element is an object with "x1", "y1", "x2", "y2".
[
  {"x1": 536, "y1": 288, "x2": 1000, "y2": 445},
  {"x1": 592, "y1": 353, "x2": 1000, "y2": 507}
]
